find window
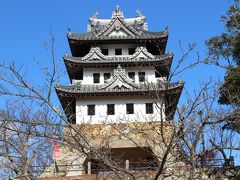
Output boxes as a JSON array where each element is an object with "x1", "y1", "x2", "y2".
[
  {"x1": 73, "y1": 69, "x2": 83, "y2": 80},
  {"x1": 126, "y1": 103, "x2": 134, "y2": 114},
  {"x1": 87, "y1": 105, "x2": 95, "y2": 115},
  {"x1": 107, "y1": 104, "x2": 115, "y2": 115},
  {"x1": 146, "y1": 103, "x2": 153, "y2": 114},
  {"x1": 115, "y1": 48, "x2": 122, "y2": 55},
  {"x1": 138, "y1": 72, "x2": 145, "y2": 82},
  {"x1": 93, "y1": 73, "x2": 100, "y2": 83},
  {"x1": 104, "y1": 73, "x2": 111, "y2": 81},
  {"x1": 128, "y1": 72, "x2": 135, "y2": 81},
  {"x1": 101, "y1": 49, "x2": 108, "y2": 55},
  {"x1": 155, "y1": 67, "x2": 161, "y2": 78},
  {"x1": 128, "y1": 48, "x2": 135, "y2": 55}
]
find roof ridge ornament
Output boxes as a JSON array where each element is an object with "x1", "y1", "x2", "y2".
[
  {"x1": 100, "y1": 65, "x2": 139, "y2": 90},
  {"x1": 82, "y1": 47, "x2": 106, "y2": 61},
  {"x1": 131, "y1": 46, "x2": 154, "y2": 60},
  {"x1": 67, "y1": 28, "x2": 72, "y2": 36},
  {"x1": 88, "y1": 12, "x2": 100, "y2": 32},
  {"x1": 93, "y1": 11, "x2": 99, "y2": 19},
  {"x1": 112, "y1": 5, "x2": 124, "y2": 19},
  {"x1": 136, "y1": 9, "x2": 143, "y2": 17}
]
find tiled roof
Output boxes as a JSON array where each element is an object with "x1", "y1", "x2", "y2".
[
  {"x1": 55, "y1": 81, "x2": 183, "y2": 97},
  {"x1": 67, "y1": 30, "x2": 168, "y2": 41},
  {"x1": 64, "y1": 53, "x2": 173, "y2": 64}
]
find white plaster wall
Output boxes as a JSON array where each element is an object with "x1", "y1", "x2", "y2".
[
  {"x1": 99, "y1": 44, "x2": 137, "y2": 56},
  {"x1": 81, "y1": 66, "x2": 162, "y2": 85},
  {"x1": 76, "y1": 96, "x2": 166, "y2": 124}
]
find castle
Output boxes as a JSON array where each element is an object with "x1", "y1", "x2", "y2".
[{"x1": 52, "y1": 6, "x2": 183, "y2": 178}]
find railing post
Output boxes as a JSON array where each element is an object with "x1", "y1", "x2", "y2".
[
  {"x1": 87, "y1": 161, "x2": 91, "y2": 175},
  {"x1": 126, "y1": 160, "x2": 129, "y2": 171}
]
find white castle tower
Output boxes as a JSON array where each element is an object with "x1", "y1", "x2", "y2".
[
  {"x1": 53, "y1": 6, "x2": 184, "y2": 177},
  {"x1": 56, "y1": 6, "x2": 183, "y2": 125}
]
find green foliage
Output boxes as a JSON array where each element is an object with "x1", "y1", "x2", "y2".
[
  {"x1": 206, "y1": 0, "x2": 240, "y2": 105},
  {"x1": 206, "y1": 0, "x2": 240, "y2": 133},
  {"x1": 206, "y1": 1, "x2": 240, "y2": 66},
  {"x1": 218, "y1": 67, "x2": 240, "y2": 105},
  {"x1": 232, "y1": 34, "x2": 240, "y2": 62}
]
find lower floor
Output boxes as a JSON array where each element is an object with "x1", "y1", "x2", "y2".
[{"x1": 76, "y1": 96, "x2": 166, "y2": 124}]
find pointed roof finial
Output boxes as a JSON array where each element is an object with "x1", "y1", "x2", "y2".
[
  {"x1": 136, "y1": 9, "x2": 142, "y2": 17},
  {"x1": 116, "y1": 5, "x2": 120, "y2": 12},
  {"x1": 93, "y1": 11, "x2": 99, "y2": 18},
  {"x1": 179, "y1": 80, "x2": 184, "y2": 84},
  {"x1": 67, "y1": 28, "x2": 71, "y2": 36},
  {"x1": 112, "y1": 5, "x2": 124, "y2": 19},
  {"x1": 117, "y1": 64, "x2": 122, "y2": 70}
]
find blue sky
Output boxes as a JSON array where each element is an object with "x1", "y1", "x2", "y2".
[
  {"x1": 0, "y1": 0, "x2": 239, "y2": 165},
  {"x1": 0, "y1": 0, "x2": 231, "y2": 105}
]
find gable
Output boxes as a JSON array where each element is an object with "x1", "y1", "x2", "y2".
[
  {"x1": 82, "y1": 47, "x2": 106, "y2": 61},
  {"x1": 131, "y1": 47, "x2": 154, "y2": 60},
  {"x1": 97, "y1": 18, "x2": 141, "y2": 37},
  {"x1": 100, "y1": 65, "x2": 139, "y2": 90}
]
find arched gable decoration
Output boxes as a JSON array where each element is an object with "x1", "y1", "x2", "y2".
[
  {"x1": 100, "y1": 65, "x2": 139, "y2": 90},
  {"x1": 82, "y1": 47, "x2": 106, "y2": 61},
  {"x1": 96, "y1": 6, "x2": 142, "y2": 37}
]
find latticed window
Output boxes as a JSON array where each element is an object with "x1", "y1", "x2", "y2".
[
  {"x1": 73, "y1": 69, "x2": 83, "y2": 80},
  {"x1": 128, "y1": 48, "x2": 135, "y2": 55},
  {"x1": 146, "y1": 103, "x2": 153, "y2": 114},
  {"x1": 155, "y1": 67, "x2": 162, "y2": 78},
  {"x1": 126, "y1": 103, "x2": 134, "y2": 114},
  {"x1": 87, "y1": 105, "x2": 95, "y2": 115},
  {"x1": 101, "y1": 49, "x2": 108, "y2": 55},
  {"x1": 107, "y1": 104, "x2": 115, "y2": 115},
  {"x1": 93, "y1": 73, "x2": 100, "y2": 83},
  {"x1": 104, "y1": 73, "x2": 111, "y2": 81},
  {"x1": 128, "y1": 72, "x2": 135, "y2": 81},
  {"x1": 138, "y1": 72, "x2": 145, "y2": 82},
  {"x1": 115, "y1": 48, "x2": 122, "y2": 55}
]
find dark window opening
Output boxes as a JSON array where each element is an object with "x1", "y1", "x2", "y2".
[
  {"x1": 93, "y1": 73, "x2": 100, "y2": 83},
  {"x1": 155, "y1": 67, "x2": 162, "y2": 78},
  {"x1": 138, "y1": 72, "x2": 146, "y2": 82},
  {"x1": 146, "y1": 103, "x2": 153, "y2": 114},
  {"x1": 115, "y1": 49, "x2": 122, "y2": 55},
  {"x1": 146, "y1": 43, "x2": 161, "y2": 55},
  {"x1": 75, "y1": 44, "x2": 90, "y2": 57},
  {"x1": 126, "y1": 103, "x2": 134, "y2": 114},
  {"x1": 128, "y1": 72, "x2": 135, "y2": 81},
  {"x1": 101, "y1": 49, "x2": 108, "y2": 55},
  {"x1": 74, "y1": 69, "x2": 83, "y2": 80},
  {"x1": 128, "y1": 48, "x2": 136, "y2": 55},
  {"x1": 87, "y1": 105, "x2": 95, "y2": 115},
  {"x1": 107, "y1": 104, "x2": 115, "y2": 115},
  {"x1": 104, "y1": 73, "x2": 111, "y2": 81}
]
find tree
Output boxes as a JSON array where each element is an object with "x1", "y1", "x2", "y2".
[
  {"x1": 0, "y1": 12, "x2": 239, "y2": 180},
  {"x1": 205, "y1": 0, "x2": 240, "y2": 135},
  {"x1": 0, "y1": 101, "x2": 56, "y2": 179},
  {"x1": 205, "y1": 0, "x2": 240, "y2": 106},
  {"x1": 0, "y1": 35, "x2": 65, "y2": 179}
]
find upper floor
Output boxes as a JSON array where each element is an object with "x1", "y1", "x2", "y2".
[
  {"x1": 67, "y1": 6, "x2": 168, "y2": 57},
  {"x1": 72, "y1": 66, "x2": 167, "y2": 85}
]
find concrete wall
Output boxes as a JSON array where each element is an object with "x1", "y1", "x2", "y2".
[{"x1": 76, "y1": 96, "x2": 165, "y2": 124}]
